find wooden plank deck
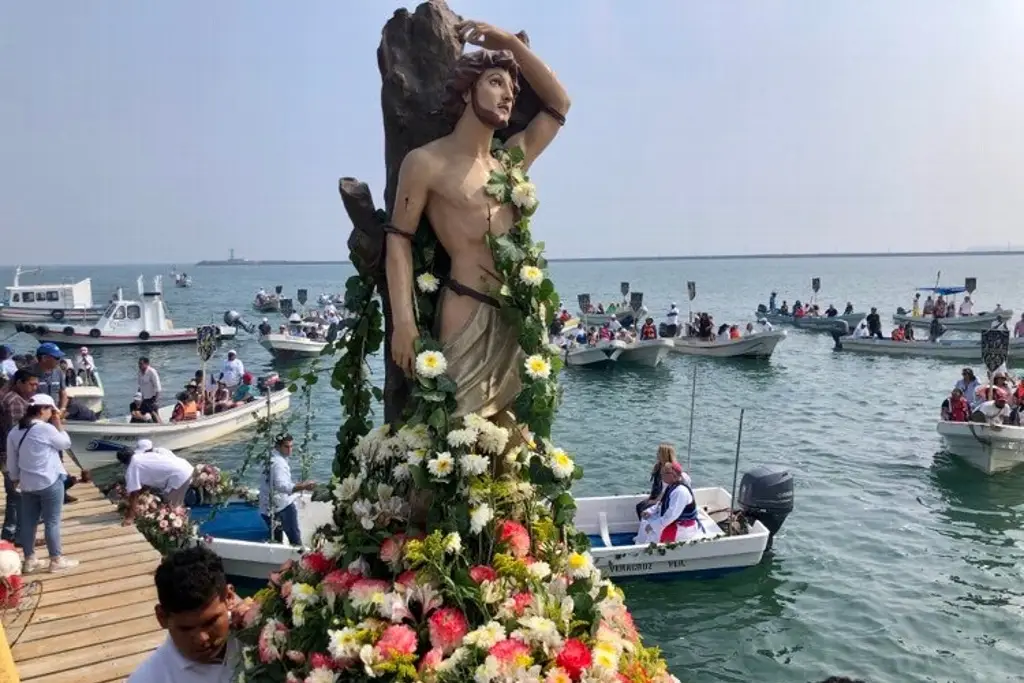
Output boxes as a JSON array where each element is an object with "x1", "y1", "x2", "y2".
[{"x1": 1, "y1": 462, "x2": 163, "y2": 683}]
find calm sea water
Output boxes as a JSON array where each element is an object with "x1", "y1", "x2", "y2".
[{"x1": 3, "y1": 255, "x2": 1024, "y2": 683}]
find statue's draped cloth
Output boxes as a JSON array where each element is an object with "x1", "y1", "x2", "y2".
[{"x1": 439, "y1": 294, "x2": 523, "y2": 418}]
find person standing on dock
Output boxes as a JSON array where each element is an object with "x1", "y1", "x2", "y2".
[
  {"x1": 137, "y1": 357, "x2": 163, "y2": 423},
  {"x1": 0, "y1": 369, "x2": 38, "y2": 544},
  {"x1": 128, "y1": 546, "x2": 239, "y2": 683}
]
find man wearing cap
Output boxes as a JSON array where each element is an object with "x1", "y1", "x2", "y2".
[
  {"x1": 137, "y1": 357, "x2": 162, "y2": 423},
  {"x1": 218, "y1": 351, "x2": 244, "y2": 392},
  {"x1": 635, "y1": 461, "x2": 704, "y2": 545},
  {"x1": 118, "y1": 439, "x2": 194, "y2": 525},
  {"x1": 28, "y1": 343, "x2": 98, "y2": 422}
]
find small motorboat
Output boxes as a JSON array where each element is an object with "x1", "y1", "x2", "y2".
[
  {"x1": 260, "y1": 331, "x2": 328, "y2": 359},
  {"x1": 755, "y1": 309, "x2": 862, "y2": 334},
  {"x1": 562, "y1": 340, "x2": 624, "y2": 368},
  {"x1": 66, "y1": 371, "x2": 104, "y2": 414},
  {"x1": 174, "y1": 273, "x2": 193, "y2": 288},
  {"x1": 17, "y1": 276, "x2": 236, "y2": 347},
  {"x1": 894, "y1": 310, "x2": 1013, "y2": 333},
  {"x1": 616, "y1": 338, "x2": 673, "y2": 367},
  {"x1": 670, "y1": 330, "x2": 786, "y2": 359},
  {"x1": 66, "y1": 388, "x2": 291, "y2": 471},
  {"x1": 936, "y1": 420, "x2": 1024, "y2": 474},
  {"x1": 253, "y1": 288, "x2": 283, "y2": 313},
  {"x1": 0, "y1": 266, "x2": 104, "y2": 324},
  {"x1": 835, "y1": 335, "x2": 1024, "y2": 362}
]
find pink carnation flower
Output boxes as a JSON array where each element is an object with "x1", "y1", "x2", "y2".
[
  {"x1": 496, "y1": 520, "x2": 531, "y2": 558},
  {"x1": 379, "y1": 533, "x2": 407, "y2": 568},
  {"x1": 489, "y1": 638, "x2": 531, "y2": 664},
  {"x1": 309, "y1": 652, "x2": 334, "y2": 670},
  {"x1": 418, "y1": 647, "x2": 444, "y2": 673},
  {"x1": 511, "y1": 591, "x2": 533, "y2": 616},
  {"x1": 428, "y1": 606, "x2": 469, "y2": 654},
  {"x1": 350, "y1": 578, "x2": 390, "y2": 610},
  {"x1": 469, "y1": 565, "x2": 498, "y2": 584},
  {"x1": 323, "y1": 569, "x2": 362, "y2": 599},
  {"x1": 375, "y1": 624, "x2": 418, "y2": 661},
  {"x1": 395, "y1": 569, "x2": 418, "y2": 588}
]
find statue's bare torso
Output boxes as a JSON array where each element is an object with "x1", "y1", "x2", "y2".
[{"x1": 416, "y1": 136, "x2": 515, "y2": 343}]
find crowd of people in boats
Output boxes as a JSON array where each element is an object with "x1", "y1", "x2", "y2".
[
  {"x1": 759, "y1": 292, "x2": 855, "y2": 319},
  {"x1": 902, "y1": 293, "x2": 1004, "y2": 319},
  {"x1": 940, "y1": 366, "x2": 1024, "y2": 427}
]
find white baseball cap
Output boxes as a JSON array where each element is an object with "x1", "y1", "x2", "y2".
[
  {"x1": 135, "y1": 438, "x2": 153, "y2": 452},
  {"x1": 29, "y1": 394, "x2": 57, "y2": 408}
]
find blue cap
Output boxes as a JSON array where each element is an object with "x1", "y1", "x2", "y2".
[{"x1": 36, "y1": 342, "x2": 64, "y2": 359}]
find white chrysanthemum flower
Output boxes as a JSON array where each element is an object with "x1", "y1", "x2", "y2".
[
  {"x1": 474, "y1": 656, "x2": 502, "y2": 683},
  {"x1": 527, "y1": 561, "x2": 551, "y2": 580},
  {"x1": 377, "y1": 483, "x2": 394, "y2": 501},
  {"x1": 333, "y1": 474, "x2": 362, "y2": 502},
  {"x1": 416, "y1": 272, "x2": 440, "y2": 293},
  {"x1": 318, "y1": 538, "x2": 345, "y2": 560},
  {"x1": 415, "y1": 350, "x2": 447, "y2": 379},
  {"x1": 567, "y1": 551, "x2": 595, "y2": 579},
  {"x1": 460, "y1": 453, "x2": 489, "y2": 477},
  {"x1": 469, "y1": 503, "x2": 494, "y2": 534},
  {"x1": 393, "y1": 463, "x2": 411, "y2": 481},
  {"x1": 514, "y1": 616, "x2": 563, "y2": 651},
  {"x1": 524, "y1": 354, "x2": 551, "y2": 380},
  {"x1": 427, "y1": 452, "x2": 455, "y2": 479},
  {"x1": 307, "y1": 668, "x2": 336, "y2": 683},
  {"x1": 406, "y1": 449, "x2": 426, "y2": 465},
  {"x1": 327, "y1": 627, "x2": 362, "y2": 660},
  {"x1": 463, "y1": 621, "x2": 507, "y2": 650},
  {"x1": 511, "y1": 182, "x2": 538, "y2": 211},
  {"x1": 518, "y1": 264, "x2": 543, "y2": 287},
  {"x1": 444, "y1": 532, "x2": 462, "y2": 554},
  {"x1": 398, "y1": 424, "x2": 431, "y2": 450},
  {"x1": 463, "y1": 413, "x2": 488, "y2": 431},
  {"x1": 477, "y1": 423, "x2": 509, "y2": 455},
  {"x1": 446, "y1": 428, "x2": 479, "y2": 449},
  {"x1": 549, "y1": 448, "x2": 574, "y2": 479}
]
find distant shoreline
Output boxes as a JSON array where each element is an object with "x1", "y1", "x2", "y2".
[{"x1": 194, "y1": 249, "x2": 1024, "y2": 267}]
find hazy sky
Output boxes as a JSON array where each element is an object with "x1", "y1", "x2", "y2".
[{"x1": 3, "y1": 1, "x2": 1024, "y2": 265}]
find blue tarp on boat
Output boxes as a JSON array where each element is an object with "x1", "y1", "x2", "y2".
[
  {"x1": 916, "y1": 286, "x2": 967, "y2": 295},
  {"x1": 191, "y1": 502, "x2": 268, "y2": 542}
]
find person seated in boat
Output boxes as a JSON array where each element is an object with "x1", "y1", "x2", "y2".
[
  {"x1": 213, "y1": 381, "x2": 233, "y2": 412},
  {"x1": 779, "y1": 301, "x2": 790, "y2": 315},
  {"x1": 793, "y1": 303, "x2": 805, "y2": 319},
  {"x1": 598, "y1": 322, "x2": 613, "y2": 342},
  {"x1": 118, "y1": 440, "x2": 194, "y2": 523},
  {"x1": 757, "y1": 318, "x2": 774, "y2": 332},
  {"x1": 286, "y1": 313, "x2": 306, "y2": 337},
  {"x1": 232, "y1": 373, "x2": 260, "y2": 404},
  {"x1": 258, "y1": 317, "x2": 272, "y2": 336},
  {"x1": 825, "y1": 304, "x2": 838, "y2": 318},
  {"x1": 715, "y1": 323, "x2": 730, "y2": 342},
  {"x1": 635, "y1": 443, "x2": 678, "y2": 519},
  {"x1": 635, "y1": 461, "x2": 702, "y2": 545},
  {"x1": 955, "y1": 368, "x2": 981, "y2": 408},
  {"x1": 75, "y1": 346, "x2": 96, "y2": 386},
  {"x1": 911, "y1": 293, "x2": 921, "y2": 317},
  {"x1": 259, "y1": 433, "x2": 317, "y2": 546},
  {"x1": 129, "y1": 392, "x2": 153, "y2": 423},
  {"x1": 58, "y1": 358, "x2": 77, "y2": 387},
  {"x1": 934, "y1": 296, "x2": 947, "y2": 318},
  {"x1": 729, "y1": 325, "x2": 741, "y2": 340},
  {"x1": 640, "y1": 318, "x2": 657, "y2": 341},
  {"x1": 971, "y1": 389, "x2": 1012, "y2": 426},
  {"x1": 608, "y1": 315, "x2": 622, "y2": 335},
  {"x1": 901, "y1": 322, "x2": 915, "y2": 341},
  {"x1": 170, "y1": 391, "x2": 199, "y2": 423},
  {"x1": 922, "y1": 295, "x2": 934, "y2": 316},
  {"x1": 941, "y1": 387, "x2": 971, "y2": 422},
  {"x1": 890, "y1": 325, "x2": 906, "y2": 342},
  {"x1": 184, "y1": 381, "x2": 207, "y2": 416},
  {"x1": 744, "y1": 322, "x2": 757, "y2": 336},
  {"x1": 852, "y1": 320, "x2": 870, "y2": 338}
]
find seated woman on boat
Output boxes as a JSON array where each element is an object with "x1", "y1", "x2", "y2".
[
  {"x1": 779, "y1": 301, "x2": 790, "y2": 315},
  {"x1": 640, "y1": 318, "x2": 658, "y2": 341},
  {"x1": 793, "y1": 302, "x2": 805, "y2": 318},
  {"x1": 128, "y1": 393, "x2": 153, "y2": 423},
  {"x1": 635, "y1": 443, "x2": 678, "y2": 519},
  {"x1": 902, "y1": 322, "x2": 915, "y2": 341},
  {"x1": 728, "y1": 325, "x2": 741, "y2": 339},
  {"x1": 211, "y1": 381, "x2": 233, "y2": 412},
  {"x1": 232, "y1": 373, "x2": 260, "y2": 404},
  {"x1": 635, "y1": 461, "x2": 702, "y2": 545},
  {"x1": 170, "y1": 391, "x2": 199, "y2": 423},
  {"x1": 890, "y1": 326, "x2": 906, "y2": 342},
  {"x1": 598, "y1": 323, "x2": 613, "y2": 342},
  {"x1": 259, "y1": 433, "x2": 316, "y2": 546},
  {"x1": 956, "y1": 368, "x2": 981, "y2": 409},
  {"x1": 940, "y1": 387, "x2": 971, "y2": 422},
  {"x1": 715, "y1": 323, "x2": 730, "y2": 342}
]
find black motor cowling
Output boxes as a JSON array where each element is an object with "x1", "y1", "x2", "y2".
[
  {"x1": 737, "y1": 464, "x2": 793, "y2": 549},
  {"x1": 224, "y1": 310, "x2": 256, "y2": 334}
]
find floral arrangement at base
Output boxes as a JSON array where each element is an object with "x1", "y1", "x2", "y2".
[
  {"x1": 0, "y1": 541, "x2": 23, "y2": 610},
  {"x1": 193, "y1": 463, "x2": 236, "y2": 505},
  {"x1": 134, "y1": 503, "x2": 198, "y2": 555},
  {"x1": 234, "y1": 147, "x2": 677, "y2": 682}
]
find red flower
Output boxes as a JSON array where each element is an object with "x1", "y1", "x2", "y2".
[
  {"x1": 555, "y1": 639, "x2": 592, "y2": 681},
  {"x1": 0, "y1": 575, "x2": 21, "y2": 609},
  {"x1": 375, "y1": 624, "x2": 418, "y2": 661},
  {"x1": 428, "y1": 607, "x2": 469, "y2": 654},
  {"x1": 511, "y1": 591, "x2": 533, "y2": 616},
  {"x1": 489, "y1": 638, "x2": 531, "y2": 664},
  {"x1": 396, "y1": 569, "x2": 418, "y2": 587},
  {"x1": 322, "y1": 569, "x2": 362, "y2": 598},
  {"x1": 497, "y1": 520, "x2": 531, "y2": 558},
  {"x1": 380, "y1": 533, "x2": 407, "y2": 568},
  {"x1": 300, "y1": 551, "x2": 334, "y2": 575},
  {"x1": 469, "y1": 565, "x2": 498, "y2": 584},
  {"x1": 309, "y1": 653, "x2": 335, "y2": 670}
]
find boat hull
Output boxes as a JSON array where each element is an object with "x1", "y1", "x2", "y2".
[
  {"x1": 670, "y1": 330, "x2": 786, "y2": 358},
  {"x1": 259, "y1": 334, "x2": 327, "y2": 358},
  {"x1": 66, "y1": 372, "x2": 104, "y2": 414},
  {"x1": 936, "y1": 420, "x2": 1024, "y2": 474},
  {"x1": 617, "y1": 339, "x2": 673, "y2": 367},
  {"x1": 839, "y1": 336, "x2": 1024, "y2": 362},
  {"x1": 0, "y1": 306, "x2": 103, "y2": 324},
  {"x1": 757, "y1": 311, "x2": 863, "y2": 333},
  {"x1": 67, "y1": 390, "x2": 291, "y2": 470},
  {"x1": 895, "y1": 310, "x2": 1013, "y2": 332},
  {"x1": 563, "y1": 341, "x2": 624, "y2": 367},
  {"x1": 22, "y1": 324, "x2": 236, "y2": 347}
]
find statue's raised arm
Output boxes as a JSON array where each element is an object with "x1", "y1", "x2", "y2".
[{"x1": 458, "y1": 20, "x2": 571, "y2": 169}]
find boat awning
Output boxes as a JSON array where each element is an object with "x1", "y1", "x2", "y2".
[{"x1": 917, "y1": 286, "x2": 967, "y2": 295}]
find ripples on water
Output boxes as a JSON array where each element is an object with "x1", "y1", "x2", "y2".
[{"x1": 5, "y1": 256, "x2": 1024, "y2": 682}]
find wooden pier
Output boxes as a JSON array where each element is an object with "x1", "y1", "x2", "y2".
[{"x1": 1, "y1": 463, "x2": 163, "y2": 683}]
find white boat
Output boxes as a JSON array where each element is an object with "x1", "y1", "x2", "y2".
[
  {"x1": 66, "y1": 389, "x2": 291, "y2": 470},
  {"x1": 17, "y1": 276, "x2": 236, "y2": 347},
  {"x1": 204, "y1": 488, "x2": 773, "y2": 582},
  {"x1": 66, "y1": 371, "x2": 104, "y2": 414},
  {"x1": 837, "y1": 335, "x2": 1024, "y2": 362},
  {"x1": 936, "y1": 420, "x2": 1024, "y2": 474},
  {"x1": 893, "y1": 310, "x2": 1013, "y2": 333},
  {"x1": 576, "y1": 489, "x2": 770, "y2": 579},
  {"x1": 670, "y1": 330, "x2": 787, "y2": 358},
  {"x1": 755, "y1": 310, "x2": 862, "y2": 333},
  {"x1": 562, "y1": 340, "x2": 624, "y2": 368},
  {"x1": 174, "y1": 274, "x2": 193, "y2": 288},
  {"x1": 0, "y1": 266, "x2": 104, "y2": 324},
  {"x1": 260, "y1": 333, "x2": 328, "y2": 359},
  {"x1": 616, "y1": 338, "x2": 673, "y2": 367}
]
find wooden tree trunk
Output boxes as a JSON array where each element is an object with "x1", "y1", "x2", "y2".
[{"x1": 340, "y1": 0, "x2": 546, "y2": 423}]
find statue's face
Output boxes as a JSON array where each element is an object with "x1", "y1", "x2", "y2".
[{"x1": 467, "y1": 67, "x2": 515, "y2": 129}]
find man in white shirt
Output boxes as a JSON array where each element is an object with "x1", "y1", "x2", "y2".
[
  {"x1": 259, "y1": 434, "x2": 315, "y2": 546},
  {"x1": 118, "y1": 439, "x2": 194, "y2": 524},
  {"x1": 635, "y1": 462, "x2": 703, "y2": 544},
  {"x1": 218, "y1": 351, "x2": 244, "y2": 391},
  {"x1": 128, "y1": 546, "x2": 240, "y2": 683},
  {"x1": 0, "y1": 346, "x2": 16, "y2": 382},
  {"x1": 137, "y1": 357, "x2": 162, "y2": 423},
  {"x1": 974, "y1": 394, "x2": 1011, "y2": 426},
  {"x1": 958, "y1": 296, "x2": 973, "y2": 317}
]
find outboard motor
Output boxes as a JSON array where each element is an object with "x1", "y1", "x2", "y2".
[
  {"x1": 223, "y1": 310, "x2": 256, "y2": 334},
  {"x1": 756, "y1": 303, "x2": 768, "y2": 314},
  {"x1": 895, "y1": 306, "x2": 907, "y2": 315},
  {"x1": 737, "y1": 465, "x2": 793, "y2": 550}
]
